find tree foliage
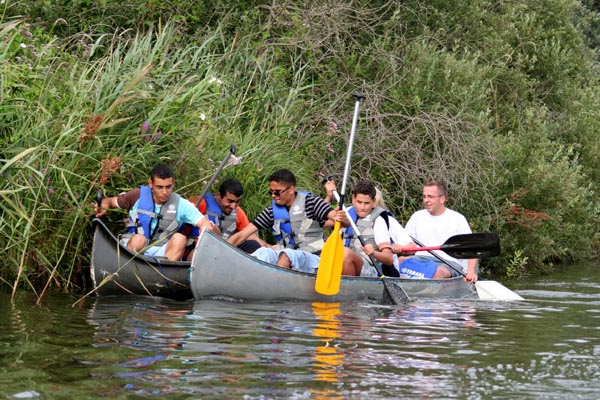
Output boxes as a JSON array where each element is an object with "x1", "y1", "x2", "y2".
[{"x1": 2, "y1": 0, "x2": 600, "y2": 297}]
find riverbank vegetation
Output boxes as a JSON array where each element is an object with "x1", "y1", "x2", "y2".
[{"x1": 2, "y1": 0, "x2": 600, "y2": 300}]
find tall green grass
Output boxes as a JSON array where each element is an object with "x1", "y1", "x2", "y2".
[
  {"x1": 0, "y1": 18, "x2": 327, "y2": 301},
  {"x1": 3, "y1": 1, "x2": 600, "y2": 300}
]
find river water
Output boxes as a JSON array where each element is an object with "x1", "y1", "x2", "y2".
[{"x1": 1, "y1": 262, "x2": 599, "y2": 399}]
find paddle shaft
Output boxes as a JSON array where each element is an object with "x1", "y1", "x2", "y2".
[
  {"x1": 195, "y1": 143, "x2": 237, "y2": 207},
  {"x1": 338, "y1": 92, "x2": 365, "y2": 209},
  {"x1": 409, "y1": 235, "x2": 468, "y2": 278},
  {"x1": 314, "y1": 93, "x2": 364, "y2": 295},
  {"x1": 400, "y1": 244, "x2": 486, "y2": 259}
]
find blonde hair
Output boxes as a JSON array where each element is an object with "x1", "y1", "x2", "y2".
[{"x1": 375, "y1": 187, "x2": 387, "y2": 209}]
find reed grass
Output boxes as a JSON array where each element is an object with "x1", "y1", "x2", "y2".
[
  {"x1": 0, "y1": 17, "x2": 330, "y2": 301},
  {"x1": 2, "y1": 1, "x2": 600, "y2": 297}
]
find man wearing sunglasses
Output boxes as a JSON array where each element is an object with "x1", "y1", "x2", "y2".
[{"x1": 228, "y1": 169, "x2": 348, "y2": 273}]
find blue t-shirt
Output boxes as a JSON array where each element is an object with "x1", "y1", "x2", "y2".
[{"x1": 130, "y1": 197, "x2": 204, "y2": 233}]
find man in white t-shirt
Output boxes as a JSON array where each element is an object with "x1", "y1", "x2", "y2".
[{"x1": 394, "y1": 181, "x2": 478, "y2": 282}]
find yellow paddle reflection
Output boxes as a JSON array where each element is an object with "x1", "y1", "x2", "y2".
[{"x1": 311, "y1": 302, "x2": 344, "y2": 399}]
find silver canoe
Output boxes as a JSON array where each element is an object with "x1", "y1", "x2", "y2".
[
  {"x1": 190, "y1": 228, "x2": 477, "y2": 302},
  {"x1": 90, "y1": 218, "x2": 193, "y2": 300}
]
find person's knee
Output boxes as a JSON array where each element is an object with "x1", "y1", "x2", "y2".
[
  {"x1": 169, "y1": 232, "x2": 187, "y2": 248},
  {"x1": 277, "y1": 252, "x2": 292, "y2": 269},
  {"x1": 127, "y1": 234, "x2": 147, "y2": 252},
  {"x1": 342, "y1": 263, "x2": 358, "y2": 276},
  {"x1": 164, "y1": 233, "x2": 187, "y2": 261},
  {"x1": 433, "y1": 266, "x2": 451, "y2": 279},
  {"x1": 342, "y1": 249, "x2": 362, "y2": 276}
]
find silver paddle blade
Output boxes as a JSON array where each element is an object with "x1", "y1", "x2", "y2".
[
  {"x1": 475, "y1": 280, "x2": 524, "y2": 301},
  {"x1": 382, "y1": 280, "x2": 411, "y2": 304}
]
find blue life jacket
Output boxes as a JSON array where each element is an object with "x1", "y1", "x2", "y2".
[
  {"x1": 271, "y1": 192, "x2": 323, "y2": 253},
  {"x1": 127, "y1": 185, "x2": 180, "y2": 245},
  {"x1": 272, "y1": 199, "x2": 294, "y2": 247},
  {"x1": 188, "y1": 193, "x2": 238, "y2": 239},
  {"x1": 342, "y1": 207, "x2": 358, "y2": 247}
]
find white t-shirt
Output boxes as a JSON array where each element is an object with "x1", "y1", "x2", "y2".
[
  {"x1": 405, "y1": 208, "x2": 472, "y2": 269},
  {"x1": 372, "y1": 215, "x2": 412, "y2": 270},
  {"x1": 373, "y1": 216, "x2": 412, "y2": 247}
]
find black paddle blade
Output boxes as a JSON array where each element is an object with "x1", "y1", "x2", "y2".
[
  {"x1": 382, "y1": 279, "x2": 411, "y2": 305},
  {"x1": 440, "y1": 232, "x2": 500, "y2": 259}
]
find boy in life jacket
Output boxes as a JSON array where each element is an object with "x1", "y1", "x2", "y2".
[
  {"x1": 95, "y1": 163, "x2": 214, "y2": 261},
  {"x1": 392, "y1": 181, "x2": 478, "y2": 283},
  {"x1": 323, "y1": 178, "x2": 437, "y2": 278},
  {"x1": 187, "y1": 178, "x2": 267, "y2": 258},
  {"x1": 338, "y1": 180, "x2": 416, "y2": 277},
  {"x1": 227, "y1": 169, "x2": 348, "y2": 273}
]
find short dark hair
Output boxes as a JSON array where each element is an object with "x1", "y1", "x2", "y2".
[
  {"x1": 424, "y1": 181, "x2": 448, "y2": 197},
  {"x1": 352, "y1": 180, "x2": 376, "y2": 199},
  {"x1": 268, "y1": 169, "x2": 296, "y2": 186},
  {"x1": 219, "y1": 178, "x2": 244, "y2": 197},
  {"x1": 149, "y1": 164, "x2": 175, "y2": 180}
]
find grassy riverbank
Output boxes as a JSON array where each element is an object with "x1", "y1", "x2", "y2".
[{"x1": 2, "y1": 1, "x2": 600, "y2": 300}]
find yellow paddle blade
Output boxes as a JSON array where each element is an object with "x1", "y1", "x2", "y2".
[{"x1": 315, "y1": 221, "x2": 344, "y2": 295}]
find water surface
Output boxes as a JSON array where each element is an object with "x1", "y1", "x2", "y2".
[{"x1": 1, "y1": 262, "x2": 599, "y2": 399}]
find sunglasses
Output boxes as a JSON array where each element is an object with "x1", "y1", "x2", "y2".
[{"x1": 268, "y1": 186, "x2": 292, "y2": 196}]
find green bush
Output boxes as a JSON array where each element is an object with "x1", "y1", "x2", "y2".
[{"x1": 2, "y1": 0, "x2": 600, "y2": 298}]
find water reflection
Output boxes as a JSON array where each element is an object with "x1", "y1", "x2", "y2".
[
  {"x1": 3, "y1": 263, "x2": 596, "y2": 399},
  {"x1": 311, "y1": 302, "x2": 344, "y2": 399},
  {"x1": 86, "y1": 296, "x2": 194, "y2": 397},
  {"x1": 312, "y1": 302, "x2": 343, "y2": 381},
  {"x1": 88, "y1": 296, "x2": 191, "y2": 351},
  {"x1": 84, "y1": 297, "x2": 493, "y2": 398}
]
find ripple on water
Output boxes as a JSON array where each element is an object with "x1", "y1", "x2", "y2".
[{"x1": 3, "y1": 264, "x2": 600, "y2": 400}]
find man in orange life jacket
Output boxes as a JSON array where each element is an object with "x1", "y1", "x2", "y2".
[{"x1": 186, "y1": 178, "x2": 267, "y2": 259}]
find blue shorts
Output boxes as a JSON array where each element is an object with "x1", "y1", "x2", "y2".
[
  {"x1": 399, "y1": 257, "x2": 438, "y2": 279},
  {"x1": 251, "y1": 248, "x2": 320, "y2": 274},
  {"x1": 121, "y1": 237, "x2": 167, "y2": 258},
  {"x1": 401, "y1": 255, "x2": 463, "y2": 278},
  {"x1": 144, "y1": 243, "x2": 168, "y2": 257}
]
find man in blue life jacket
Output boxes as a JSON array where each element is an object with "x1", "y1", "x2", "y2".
[
  {"x1": 392, "y1": 181, "x2": 478, "y2": 283},
  {"x1": 186, "y1": 178, "x2": 267, "y2": 258},
  {"x1": 95, "y1": 163, "x2": 214, "y2": 261},
  {"x1": 227, "y1": 169, "x2": 349, "y2": 273}
]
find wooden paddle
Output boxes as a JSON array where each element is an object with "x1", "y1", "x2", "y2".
[
  {"x1": 331, "y1": 190, "x2": 410, "y2": 304},
  {"x1": 399, "y1": 232, "x2": 500, "y2": 259},
  {"x1": 409, "y1": 235, "x2": 524, "y2": 301},
  {"x1": 315, "y1": 92, "x2": 365, "y2": 295}
]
